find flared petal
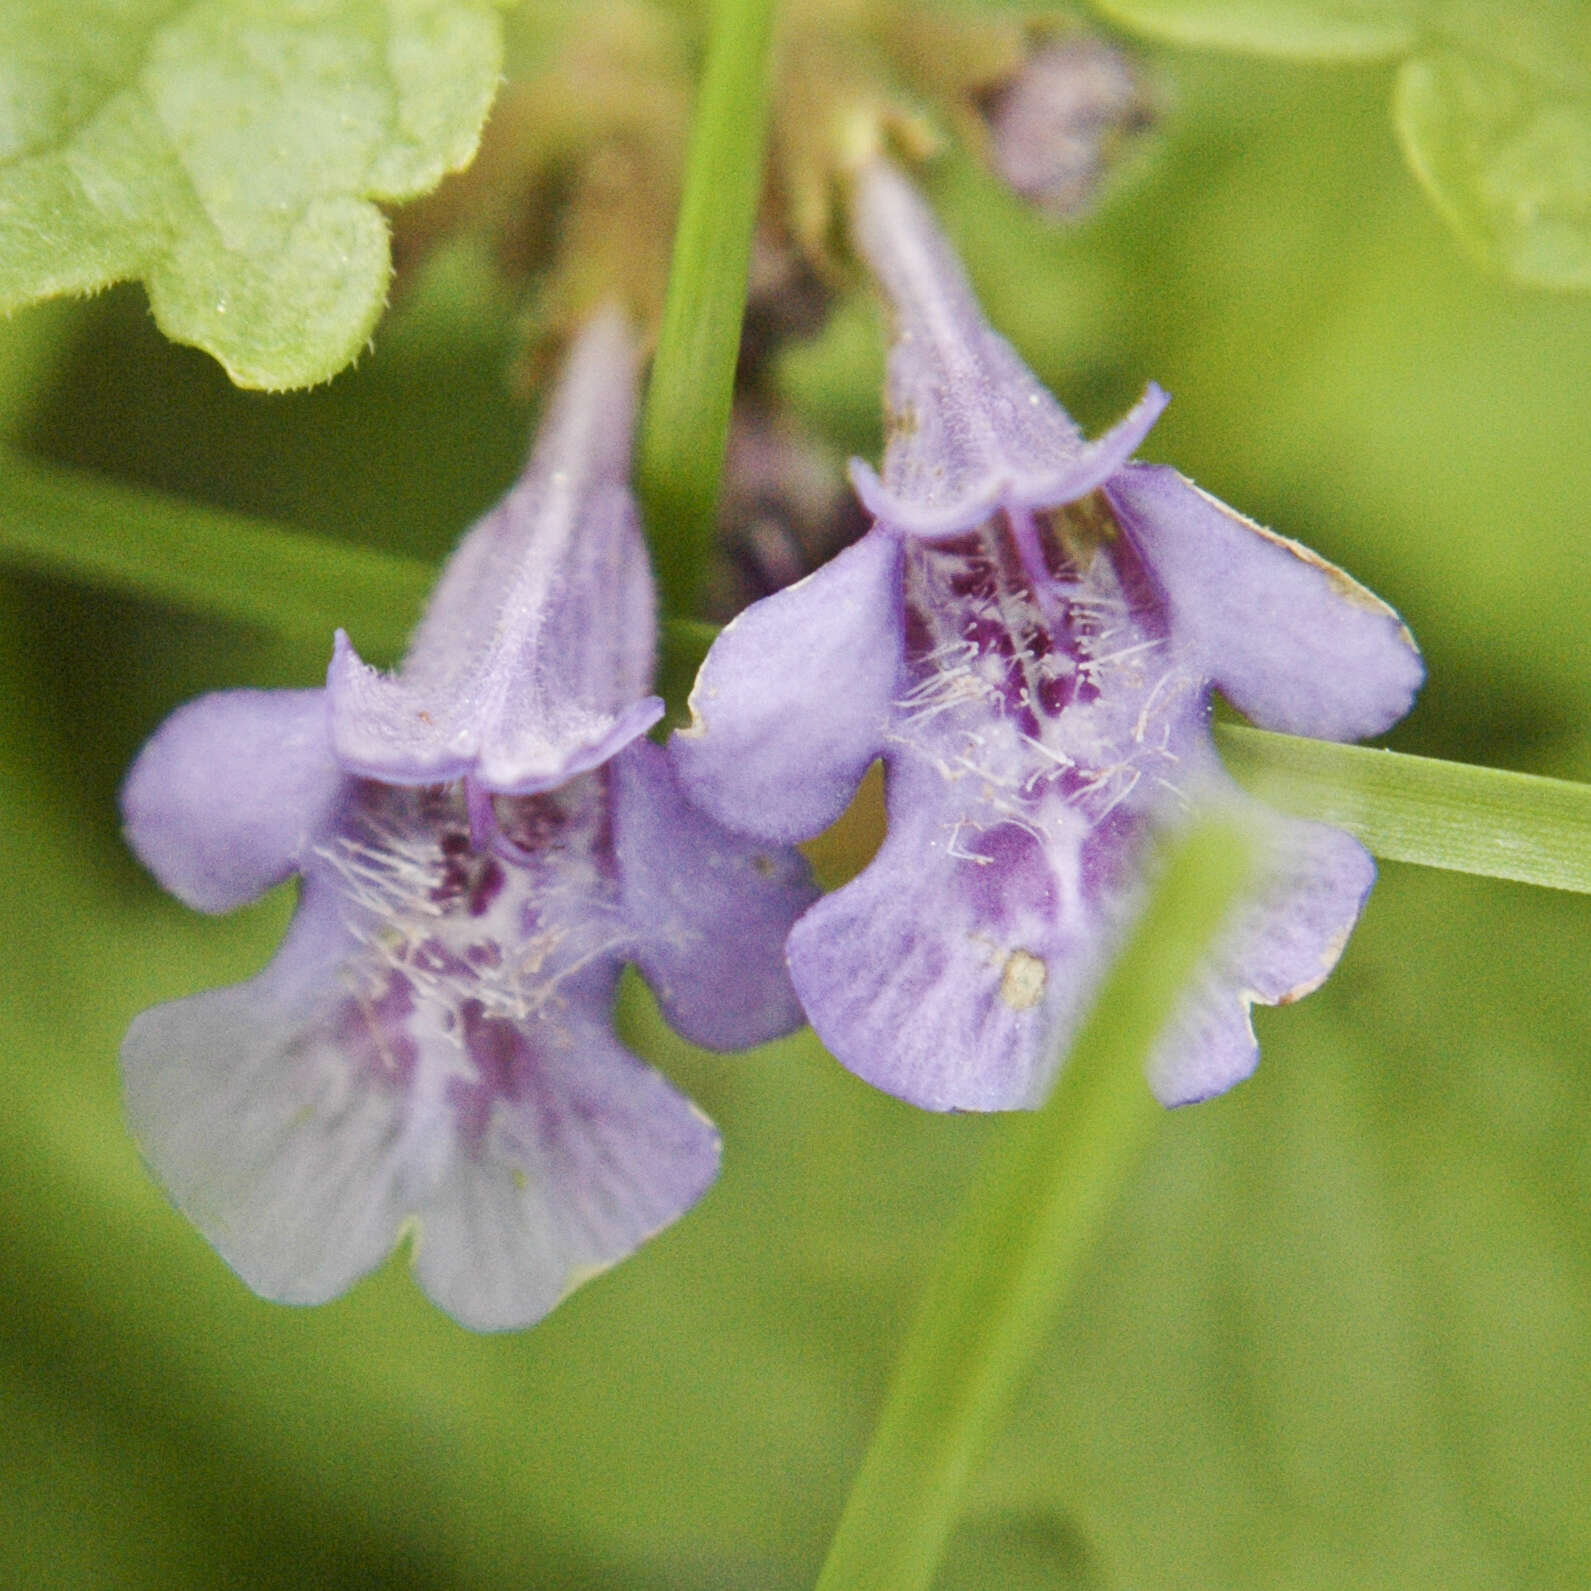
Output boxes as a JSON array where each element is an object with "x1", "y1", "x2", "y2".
[
  {"x1": 327, "y1": 308, "x2": 662, "y2": 792},
  {"x1": 787, "y1": 758, "x2": 1111, "y2": 1111},
  {"x1": 762, "y1": 161, "x2": 1420, "y2": 1119},
  {"x1": 672, "y1": 525, "x2": 904, "y2": 843},
  {"x1": 120, "y1": 688, "x2": 342, "y2": 913},
  {"x1": 328, "y1": 628, "x2": 663, "y2": 791},
  {"x1": 120, "y1": 893, "x2": 413, "y2": 1305},
  {"x1": 124, "y1": 869, "x2": 719, "y2": 1331},
  {"x1": 792, "y1": 750, "x2": 1376, "y2": 1113},
  {"x1": 848, "y1": 160, "x2": 1167, "y2": 536},
  {"x1": 1148, "y1": 808, "x2": 1375, "y2": 1105},
  {"x1": 1108, "y1": 464, "x2": 1424, "y2": 741},
  {"x1": 409, "y1": 1003, "x2": 719, "y2": 1332},
  {"x1": 1146, "y1": 986, "x2": 1261, "y2": 1109},
  {"x1": 611, "y1": 738, "x2": 817, "y2": 1051}
]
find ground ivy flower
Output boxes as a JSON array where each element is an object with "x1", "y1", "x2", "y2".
[
  {"x1": 120, "y1": 310, "x2": 815, "y2": 1330},
  {"x1": 674, "y1": 163, "x2": 1423, "y2": 1113}
]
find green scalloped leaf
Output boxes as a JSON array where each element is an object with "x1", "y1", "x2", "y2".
[
  {"x1": 1088, "y1": 0, "x2": 1415, "y2": 59},
  {"x1": 1395, "y1": 41, "x2": 1591, "y2": 288},
  {"x1": 0, "y1": 0, "x2": 508, "y2": 390},
  {"x1": 1089, "y1": 0, "x2": 1591, "y2": 290}
]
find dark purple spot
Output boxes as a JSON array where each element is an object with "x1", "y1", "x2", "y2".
[
  {"x1": 494, "y1": 791, "x2": 572, "y2": 852},
  {"x1": 468, "y1": 857, "x2": 505, "y2": 916},
  {"x1": 957, "y1": 823, "x2": 1058, "y2": 927},
  {"x1": 1037, "y1": 671, "x2": 1075, "y2": 716},
  {"x1": 450, "y1": 1001, "x2": 585, "y2": 1158},
  {"x1": 408, "y1": 937, "x2": 476, "y2": 980},
  {"x1": 329, "y1": 973, "x2": 420, "y2": 1089},
  {"x1": 903, "y1": 602, "x2": 935, "y2": 657},
  {"x1": 430, "y1": 834, "x2": 506, "y2": 916},
  {"x1": 1078, "y1": 813, "x2": 1148, "y2": 903},
  {"x1": 449, "y1": 999, "x2": 526, "y2": 1151}
]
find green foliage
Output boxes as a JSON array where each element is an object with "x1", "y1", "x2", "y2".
[
  {"x1": 0, "y1": 32, "x2": 1589, "y2": 1591},
  {"x1": 0, "y1": 0, "x2": 509, "y2": 389},
  {"x1": 1091, "y1": 0, "x2": 1415, "y2": 58},
  {"x1": 1396, "y1": 40, "x2": 1591, "y2": 288},
  {"x1": 1218, "y1": 724, "x2": 1591, "y2": 893},
  {"x1": 1089, "y1": 0, "x2": 1591, "y2": 289},
  {"x1": 0, "y1": 444, "x2": 430, "y2": 657}
]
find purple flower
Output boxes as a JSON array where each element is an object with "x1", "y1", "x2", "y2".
[
  {"x1": 120, "y1": 311, "x2": 815, "y2": 1330},
  {"x1": 673, "y1": 164, "x2": 1423, "y2": 1113}
]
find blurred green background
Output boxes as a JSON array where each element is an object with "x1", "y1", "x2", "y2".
[{"x1": 2, "y1": 34, "x2": 1589, "y2": 1591}]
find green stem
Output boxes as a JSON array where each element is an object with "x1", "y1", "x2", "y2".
[
  {"x1": 813, "y1": 821, "x2": 1253, "y2": 1591},
  {"x1": 636, "y1": 0, "x2": 779, "y2": 620}
]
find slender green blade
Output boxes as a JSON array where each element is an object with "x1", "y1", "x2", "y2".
[
  {"x1": 1217, "y1": 723, "x2": 1591, "y2": 893},
  {"x1": 637, "y1": 0, "x2": 779, "y2": 619},
  {"x1": 0, "y1": 444, "x2": 723, "y2": 679},
  {"x1": 0, "y1": 444, "x2": 429, "y2": 659},
  {"x1": 814, "y1": 821, "x2": 1253, "y2": 1591}
]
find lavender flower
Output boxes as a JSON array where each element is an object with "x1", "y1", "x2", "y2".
[
  {"x1": 673, "y1": 164, "x2": 1423, "y2": 1113},
  {"x1": 120, "y1": 311, "x2": 815, "y2": 1330}
]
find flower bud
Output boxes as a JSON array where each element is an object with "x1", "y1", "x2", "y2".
[{"x1": 979, "y1": 36, "x2": 1154, "y2": 220}]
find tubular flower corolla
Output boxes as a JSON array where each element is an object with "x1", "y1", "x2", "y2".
[
  {"x1": 120, "y1": 310, "x2": 816, "y2": 1329},
  {"x1": 673, "y1": 164, "x2": 1423, "y2": 1113}
]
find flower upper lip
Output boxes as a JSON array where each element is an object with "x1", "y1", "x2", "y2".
[
  {"x1": 847, "y1": 380, "x2": 1171, "y2": 537},
  {"x1": 844, "y1": 161, "x2": 1178, "y2": 541},
  {"x1": 325, "y1": 305, "x2": 661, "y2": 796}
]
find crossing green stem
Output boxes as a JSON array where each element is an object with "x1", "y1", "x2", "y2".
[
  {"x1": 813, "y1": 821, "x2": 1253, "y2": 1591},
  {"x1": 636, "y1": 0, "x2": 779, "y2": 620}
]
